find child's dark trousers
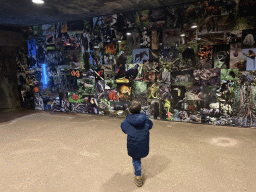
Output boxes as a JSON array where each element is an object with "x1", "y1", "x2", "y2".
[{"x1": 132, "y1": 158, "x2": 141, "y2": 176}]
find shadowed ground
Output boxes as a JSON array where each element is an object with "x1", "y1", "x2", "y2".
[{"x1": 0, "y1": 109, "x2": 256, "y2": 192}]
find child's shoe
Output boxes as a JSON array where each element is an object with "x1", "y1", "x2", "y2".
[{"x1": 134, "y1": 175, "x2": 143, "y2": 187}]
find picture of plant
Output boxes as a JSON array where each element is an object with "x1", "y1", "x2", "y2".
[{"x1": 68, "y1": 92, "x2": 84, "y2": 103}]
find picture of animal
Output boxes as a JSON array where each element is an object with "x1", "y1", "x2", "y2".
[
  {"x1": 124, "y1": 64, "x2": 141, "y2": 80},
  {"x1": 133, "y1": 48, "x2": 149, "y2": 63}
]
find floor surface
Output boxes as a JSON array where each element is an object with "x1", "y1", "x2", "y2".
[{"x1": 0, "y1": 109, "x2": 256, "y2": 192}]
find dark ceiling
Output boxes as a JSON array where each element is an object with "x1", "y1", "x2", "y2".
[{"x1": 0, "y1": 0, "x2": 195, "y2": 27}]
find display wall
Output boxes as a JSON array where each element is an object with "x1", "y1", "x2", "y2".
[{"x1": 16, "y1": 0, "x2": 256, "y2": 127}]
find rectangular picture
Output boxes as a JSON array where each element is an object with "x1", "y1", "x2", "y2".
[
  {"x1": 242, "y1": 48, "x2": 256, "y2": 71},
  {"x1": 133, "y1": 48, "x2": 149, "y2": 63}
]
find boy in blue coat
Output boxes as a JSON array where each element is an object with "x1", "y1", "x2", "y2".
[{"x1": 121, "y1": 101, "x2": 153, "y2": 187}]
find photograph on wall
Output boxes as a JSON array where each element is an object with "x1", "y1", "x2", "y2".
[
  {"x1": 107, "y1": 88, "x2": 119, "y2": 101},
  {"x1": 196, "y1": 0, "x2": 234, "y2": 35},
  {"x1": 117, "y1": 83, "x2": 132, "y2": 101},
  {"x1": 185, "y1": 86, "x2": 204, "y2": 101},
  {"x1": 45, "y1": 50, "x2": 64, "y2": 67},
  {"x1": 171, "y1": 85, "x2": 189, "y2": 122},
  {"x1": 213, "y1": 44, "x2": 230, "y2": 69},
  {"x1": 197, "y1": 44, "x2": 213, "y2": 69},
  {"x1": 77, "y1": 76, "x2": 96, "y2": 95},
  {"x1": 33, "y1": 25, "x2": 43, "y2": 36},
  {"x1": 140, "y1": 27, "x2": 151, "y2": 48},
  {"x1": 64, "y1": 49, "x2": 84, "y2": 69},
  {"x1": 102, "y1": 64, "x2": 112, "y2": 72},
  {"x1": 122, "y1": 12, "x2": 136, "y2": 28},
  {"x1": 171, "y1": 69, "x2": 194, "y2": 86},
  {"x1": 159, "y1": 82, "x2": 172, "y2": 101},
  {"x1": 27, "y1": 39, "x2": 37, "y2": 56},
  {"x1": 133, "y1": 48, "x2": 149, "y2": 63},
  {"x1": 42, "y1": 24, "x2": 55, "y2": 36},
  {"x1": 220, "y1": 69, "x2": 239, "y2": 81},
  {"x1": 112, "y1": 14, "x2": 128, "y2": 41},
  {"x1": 159, "y1": 45, "x2": 178, "y2": 72},
  {"x1": 34, "y1": 93, "x2": 44, "y2": 110},
  {"x1": 117, "y1": 40, "x2": 128, "y2": 52},
  {"x1": 104, "y1": 42, "x2": 117, "y2": 55},
  {"x1": 242, "y1": 48, "x2": 256, "y2": 71},
  {"x1": 98, "y1": 98, "x2": 111, "y2": 115},
  {"x1": 199, "y1": 32, "x2": 227, "y2": 45},
  {"x1": 68, "y1": 92, "x2": 84, "y2": 103},
  {"x1": 171, "y1": 43, "x2": 197, "y2": 72},
  {"x1": 242, "y1": 29, "x2": 256, "y2": 48},
  {"x1": 95, "y1": 80, "x2": 105, "y2": 98},
  {"x1": 151, "y1": 30, "x2": 159, "y2": 50},
  {"x1": 162, "y1": 29, "x2": 182, "y2": 48},
  {"x1": 201, "y1": 86, "x2": 218, "y2": 123},
  {"x1": 160, "y1": 98, "x2": 173, "y2": 121},
  {"x1": 93, "y1": 16, "x2": 104, "y2": 33},
  {"x1": 148, "y1": 8, "x2": 167, "y2": 30},
  {"x1": 103, "y1": 26, "x2": 116, "y2": 43},
  {"x1": 135, "y1": 10, "x2": 149, "y2": 28},
  {"x1": 109, "y1": 101, "x2": 130, "y2": 117},
  {"x1": 147, "y1": 82, "x2": 159, "y2": 100},
  {"x1": 94, "y1": 69, "x2": 104, "y2": 81},
  {"x1": 225, "y1": 31, "x2": 243, "y2": 44},
  {"x1": 36, "y1": 38, "x2": 46, "y2": 62},
  {"x1": 126, "y1": 28, "x2": 140, "y2": 49},
  {"x1": 230, "y1": 42, "x2": 247, "y2": 69},
  {"x1": 85, "y1": 96, "x2": 99, "y2": 114},
  {"x1": 104, "y1": 71, "x2": 114, "y2": 80},
  {"x1": 232, "y1": 71, "x2": 256, "y2": 127},
  {"x1": 103, "y1": 54, "x2": 115, "y2": 65},
  {"x1": 131, "y1": 81, "x2": 147, "y2": 104},
  {"x1": 103, "y1": 14, "x2": 117, "y2": 28},
  {"x1": 162, "y1": 72, "x2": 171, "y2": 83},
  {"x1": 114, "y1": 64, "x2": 127, "y2": 82},
  {"x1": 193, "y1": 68, "x2": 220, "y2": 86},
  {"x1": 149, "y1": 8, "x2": 167, "y2": 23},
  {"x1": 147, "y1": 99, "x2": 160, "y2": 120},
  {"x1": 125, "y1": 63, "x2": 143, "y2": 81},
  {"x1": 203, "y1": 86, "x2": 218, "y2": 110},
  {"x1": 46, "y1": 35, "x2": 55, "y2": 45},
  {"x1": 142, "y1": 59, "x2": 159, "y2": 77},
  {"x1": 105, "y1": 80, "x2": 115, "y2": 90},
  {"x1": 215, "y1": 80, "x2": 236, "y2": 125},
  {"x1": 142, "y1": 71, "x2": 155, "y2": 82}
]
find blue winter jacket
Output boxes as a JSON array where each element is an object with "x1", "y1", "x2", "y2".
[{"x1": 121, "y1": 113, "x2": 153, "y2": 159}]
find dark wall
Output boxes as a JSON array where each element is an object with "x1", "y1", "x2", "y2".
[{"x1": 0, "y1": 30, "x2": 25, "y2": 109}]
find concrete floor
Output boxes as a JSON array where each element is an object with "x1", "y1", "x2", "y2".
[{"x1": 0, "y1": 110, "x2": 256, "y2": 192}]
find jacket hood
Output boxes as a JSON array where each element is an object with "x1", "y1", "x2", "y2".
[{"x1": 126, "y1": 113, "x2": 146, "y2": 129}]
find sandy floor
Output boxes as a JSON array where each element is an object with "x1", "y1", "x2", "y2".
[{"x1": 0, "y1": 109, "x2": 256, "y2": 192}]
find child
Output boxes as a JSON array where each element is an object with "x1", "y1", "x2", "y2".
[{"x1": 121, "y1": 101, "x2": 153, "y2": 187}]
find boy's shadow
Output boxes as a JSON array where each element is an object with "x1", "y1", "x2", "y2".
[{"x1": 102, "y1": 155, "x2": 170, "y2": 192}]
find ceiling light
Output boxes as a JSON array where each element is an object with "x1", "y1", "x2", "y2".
[
  {"x1": 180, "y1": 33, "x2": 185, "y2": 37},
  {"x1": 32, "y1": 0, "x2": 44, "y2": 4},
  {"x1": 126, "y1": 32, "x2": 131, "y2": 36},
  {"x1": 191, "y1": 23, "x2": 197, "y2": 28}
]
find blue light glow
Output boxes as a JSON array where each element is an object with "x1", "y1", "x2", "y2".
[{"x1": 42, "y1": 64, "x2": 48, "y2": 87}]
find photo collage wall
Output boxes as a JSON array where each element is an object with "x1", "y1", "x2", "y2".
[{"x1": 16, "y1": 0, "x2": 256, "y2": 127}]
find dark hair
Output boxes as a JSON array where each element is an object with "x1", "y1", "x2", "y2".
[{"x1": 129, "y1": 101, "x2": 141, "y2": 114}]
